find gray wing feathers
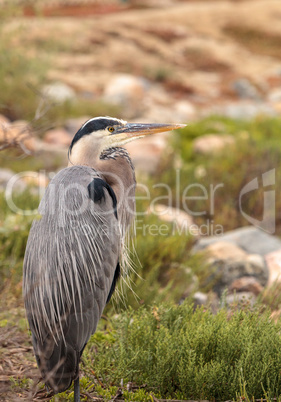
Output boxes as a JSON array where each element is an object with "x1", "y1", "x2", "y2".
[{"x1": 23, "y1": 165, "x2": 120, "y2": 392}]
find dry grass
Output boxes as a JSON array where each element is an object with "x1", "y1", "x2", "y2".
[{"x1": 0, "y1": 319, "x2": 40, "y2": 401}]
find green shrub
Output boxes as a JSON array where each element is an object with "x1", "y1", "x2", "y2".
[
  {"x1": 0, "y1": 191, "x2": 39, "y2": 303},
  {"x1": 85, "y1": 302, "x2": 281, "y2": 400},
  {"x1": 156, "y1": 116, "x2": 281, "y2": 234}
]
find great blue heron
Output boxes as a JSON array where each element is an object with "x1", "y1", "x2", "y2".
[{"x1": 23, "y1": 116, "x2": 184, "y2": 401}]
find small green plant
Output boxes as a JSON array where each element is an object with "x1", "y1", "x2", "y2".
[
  {"x1": 84, "y1": 302, "x2": 281, "y2": 400},
  {"x1": 0, "y1": 190, "x2": 39, "y2": 305}
]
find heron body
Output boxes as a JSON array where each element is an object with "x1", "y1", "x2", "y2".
[{"x1": 23, "y1": 117, "x2": 184, "y2": 400}]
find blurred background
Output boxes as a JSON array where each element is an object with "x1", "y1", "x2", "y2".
[{"x1": 1, "y1": 0, "x2": 281, "y2": 400}]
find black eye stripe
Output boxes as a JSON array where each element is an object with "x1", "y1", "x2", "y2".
[
  {"x1": 82, "y1": 119, "x2": 120, "y2": 134},
  {"x1": 69, "y1": 118, "x2": 122, "y2": 152}
]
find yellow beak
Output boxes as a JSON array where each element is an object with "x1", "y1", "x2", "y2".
[{"x1": 114, "y1": 122, "x2": 186, "y2": 138}]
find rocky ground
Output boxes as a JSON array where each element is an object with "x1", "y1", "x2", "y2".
[
  {"x1": 2, "y1": 0, "x2": 281, "y2": 164},
  {"x1": 2, "y1": 0, "x2": 281, "y2": 170},
  {"x1": 4, "y1": 0, "x2": 281, "y2": 122}
]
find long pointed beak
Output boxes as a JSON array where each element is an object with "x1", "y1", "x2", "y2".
[{"x1": 115, "y1": 122, "x2": 186, "y2": 138}]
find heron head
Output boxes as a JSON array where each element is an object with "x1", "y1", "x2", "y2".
[{"x1": 69, "y1": 116, "x2": 185, "y2": 163}]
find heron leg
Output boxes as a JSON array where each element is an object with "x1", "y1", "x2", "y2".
[{"x1": 74, "y1": 376, "x2": 80, "y2": 402}]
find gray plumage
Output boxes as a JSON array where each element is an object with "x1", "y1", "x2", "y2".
[
  {"x1": 23, "y1": 165, "x2": 121, "y2": 392},
  {"x1": 22, "y1": 116, "x2": 183, "y2": 400}
]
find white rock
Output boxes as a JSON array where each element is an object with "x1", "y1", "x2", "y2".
[
  {"x1": 193, "y1": 226, "x2": 281, "y2": 256},
  {"x1": 193, "y1": 291, "x2": 208, "y2": 306},
  {"x1": 204, "y1": 241, "x2": 247, "y2": 262},
  {"x1": 147, "y1": 203, "x2": 198, "y2": 236},
  {"x1": 103, "y1": 74, "x2": 149, "y2": 117},
  {"x1": 265, "y1": 249, "x2": 281, "y2": 287},
  {"x1": 192, "y1": 134, "x2": 235, "y2": 155},
  {"x1": 246, "y1": 254, "x2": 265, "y2": 271},
  {"x1": 174, "y1": 100, "x2": 197, "y2": 121},
  {"x1": 42, "y1": 82, "x2": 76, "y2": 103}
]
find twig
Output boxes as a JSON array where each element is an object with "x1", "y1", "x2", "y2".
[{"x1": 0, "y1": 84, "x2": 56, "y2": 154}]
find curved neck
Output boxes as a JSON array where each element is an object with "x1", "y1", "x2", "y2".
[
  {"x1": 68, "y1": 135, "x2": 101, "y2": 168},
  {"x1": 96, "y1": 156, "x2": 135, "y2": 205},
  {"x1": 68, "y1": 147, "x2": 136, "y2": 229}
]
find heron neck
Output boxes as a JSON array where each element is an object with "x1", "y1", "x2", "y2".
[
  {"x1": 95, "y1": 155, "x2": 136, "y2": 204},
  {"x1": 96, "y1": 153, "x2": 136, "y2": 231},
  {"x1": 68, "y1": 139, "x2": 101, "y2": 167},
  {"x1": 68, "y1": 146, "x2": 136, "y2": 206}
]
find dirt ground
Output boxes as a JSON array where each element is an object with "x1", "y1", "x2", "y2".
[{"x1": 4, "y1": 0, "x2": 281, "y2": 107}]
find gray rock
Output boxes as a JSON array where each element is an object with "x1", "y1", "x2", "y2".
[
  {"x1": 225, "y1": 292, "x2": 257, "y2": 307},
  {"x1": 193, "y1": 226, "x2": 281, "y2": 256},
  {"x1": 209, "y1": 256, "x2": 268, "y2": 297},
  {"x1": 232, "y1": 79, "x2": 261, "y2": 100}
]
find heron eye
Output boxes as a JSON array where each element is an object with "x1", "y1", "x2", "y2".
[{"x1": 108, "y1": 127, "x2": 114, "y2": 133}]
